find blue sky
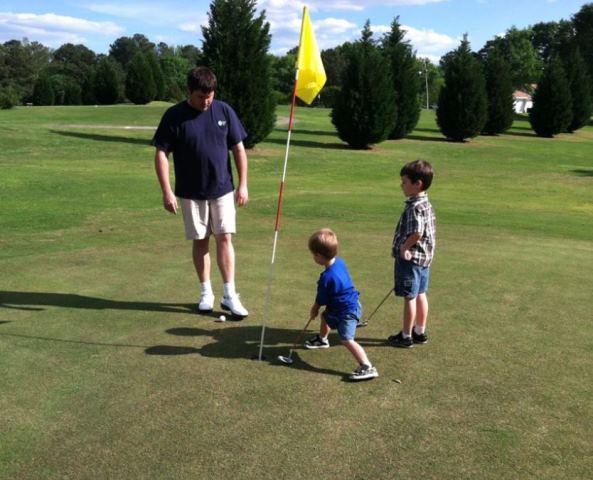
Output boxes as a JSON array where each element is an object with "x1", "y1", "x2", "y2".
[{"x1": 0, "y1": 1, "x2": 589, "y2": 62}]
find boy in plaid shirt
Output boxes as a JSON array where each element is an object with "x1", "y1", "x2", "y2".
[{"x1": 389, "y1": 160, "x2": 436, "y2": 348}]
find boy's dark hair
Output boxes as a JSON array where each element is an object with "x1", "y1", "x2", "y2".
[
  {"x1": 308, "y1": 228, "x2": 338, "y2": 260},
  {"x1": 187, "y1": 66, "x2": 217, "y2": 93},
  {"x1": 400, "y1": 159, "x2": 434, "y2": 191}
]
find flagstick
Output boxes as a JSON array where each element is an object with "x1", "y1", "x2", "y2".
[{"x1": 257, "y1": 69, "x2": 300, "y2": 361}]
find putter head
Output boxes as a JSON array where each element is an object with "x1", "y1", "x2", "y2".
[{"x1": 277, "y1": 355, "x2": 294, "y2": 365}]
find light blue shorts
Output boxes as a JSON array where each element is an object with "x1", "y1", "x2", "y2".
[
  {"x1": 323, "y1": 302, "x2": 362, "y2": 341},
  {"x1": 395, "y1": 259, "x2": 430, "y2": 299}
]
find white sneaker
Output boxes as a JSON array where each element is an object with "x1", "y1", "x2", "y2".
[
  {"x1": 198, "y1": 292, "x2": 215, "y2": 313},
  {"x1": 349, "y1": 364, "x2": 379, "y2": 381},
  {"x1": 221, "y1": 294, "x2": 248, "y2": 318}
]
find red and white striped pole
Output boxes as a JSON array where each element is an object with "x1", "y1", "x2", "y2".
[{"x1": 257, "y1": 69, "x2": 300, "y2": 361}]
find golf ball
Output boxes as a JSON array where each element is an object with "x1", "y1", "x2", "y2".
[{"x1": 217, "y1": 315, "x2": 226, "y2": 322}]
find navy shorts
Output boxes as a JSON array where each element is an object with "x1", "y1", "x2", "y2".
[
  {"x1": 323, "y1": 302, "x2": 362, "y2": 341},
  {"x1": 395, "y1": 259, "x2": 430, "y2": 299}
]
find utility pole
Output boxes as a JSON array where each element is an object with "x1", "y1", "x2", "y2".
[{"x1": 424, "y1": 58, "x2": 430, "y2": 109}]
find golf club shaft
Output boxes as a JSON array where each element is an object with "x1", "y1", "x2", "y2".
[
  {"x1": 290, "y1": 315, "x2": 316, "y2": 351},
  {"x1": 364, "y1": 287, "x2": 394, "y2": 325}
]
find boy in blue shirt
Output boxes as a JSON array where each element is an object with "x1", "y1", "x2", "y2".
[
  {"x1": 305, "y1": 229, "x2": 378, "y2": 381},
  {"x1": 389, "y1": 159, "x2": 436, "y2": 348}
]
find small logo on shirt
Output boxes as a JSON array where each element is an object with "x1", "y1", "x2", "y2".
[{"x1": 218, "y1": 120, "x2": 227, "y2": 127}]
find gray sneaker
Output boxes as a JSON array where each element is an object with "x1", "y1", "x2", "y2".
[
  {"x1": 304, "y1": 335, "x2": 330, "y2": 349},
  {"x1": 349, "y1": 364, "x2": 379, "y2": 381}
]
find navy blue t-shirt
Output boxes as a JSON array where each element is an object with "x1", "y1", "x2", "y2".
[
  {"x1": 151, "y1": 99, "x2": 247, "y2": 200},
  {"x1": 316, "y1": 257, "x2": 360, "y2": 317}
]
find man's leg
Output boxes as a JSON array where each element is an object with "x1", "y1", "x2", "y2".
[
  {"x1": 215, "y1": 233, "x2": 248, "y2": 317},
  {"x1": 193, "y1": 238, "x2": 216, "y2": 312},
  {"x1": 192, "y1": 238, "x2": 211, "y2": 282},
  {"x1": 214, "y1": 233, "x2": 234, "y2": 283}
]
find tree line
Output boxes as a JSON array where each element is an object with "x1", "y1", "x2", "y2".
[{"x1": 1, "y1": 0, "x2": 592, "y2": 145}]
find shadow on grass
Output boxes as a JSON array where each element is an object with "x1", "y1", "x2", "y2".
[
  {"x1": 265, "y1": 137, "x2": 347, "y2": 150},
  {"x1": 274, "y1": 128, "x2": 338, "y2": 137},
  {"x1": 572, "y1": 169, "x2": 593, "y2": 177},
  {"x1": 51, "y1": 130, "x2": 150, "y2": 146},
  {"x1": 503, "y1": 131, "x2": 537, "y2": 138},
  {"x1": 148, "y1": 325, "x2": 389, "y2": 380},
  {"x1": 0, "y1": 290, "x2": 195, "y2": 313},
  {"x1": 0, "y1": 332, "x2": 148, "y2": 349},
  {"x1": 405, "y1": 134, "x2": 448, "y2": 143},
  {"x1": 413, "y1": 127, "x2": 442, "y2": 134},
  {"x1": 509, "y1": 124, "x2": 533, "y2": 131}
]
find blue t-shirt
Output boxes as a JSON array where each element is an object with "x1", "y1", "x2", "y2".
[
  {"x1": 151, "y1": 99, "x2": 247, "y2": 200},
  {"x1": 315, "y1": 257, "x2": 360, "y2": 318}
]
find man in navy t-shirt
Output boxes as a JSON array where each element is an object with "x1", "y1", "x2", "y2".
[{"x1": 152, "y1": 66, "x2": 249, "y2": 318}]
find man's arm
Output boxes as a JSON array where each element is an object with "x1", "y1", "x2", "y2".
[
  {"x1": 231, "y1": 141, "x2": 248, "y2": 206},
  {"x1": 154, "y1": 148, "x2": 178, "y2": 214}
]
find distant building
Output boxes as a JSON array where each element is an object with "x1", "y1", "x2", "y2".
[{"x1": 513, "y1": 90, "x2": 532, "y2": 114}]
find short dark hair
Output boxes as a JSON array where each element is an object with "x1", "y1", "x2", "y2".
[
  {"x1": 308, "y1": 228, "x2": 338, "y2": 260},
  {"x1": 187, "y1": 66, "x2": 217, "y2": 93},
  {"x1": 400, "y1": 159, "x2": 434, "y2": 191}
]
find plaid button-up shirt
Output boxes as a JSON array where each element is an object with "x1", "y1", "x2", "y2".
[{"x1": 392, "y1": 193, "x2": 436, "y2": 267}]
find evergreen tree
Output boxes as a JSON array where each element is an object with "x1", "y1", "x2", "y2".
[
  {"x1": 529, "y1": 56, "x2": 572, "y2": 137},
  {"x1": 32, "y1": 75, "x2": 54, "y2": 105},
  {"x1": 109, "y1": 34, "x2": 156, "y2": 71},
  {"x1": 381, "y1": 17, "x2": 420, "y2": 139},
  {"x1": 160, "y1": 54, "x2": 192, "y2": 101},
  {"x1": 572, "y1": 3, "x2": 593, "y2": 93},
  {"x1": 201, "y1": 0, "x2": 275, "y2": 148},
  {"x1": 146, "y1": 51, "x2": 165, "y2": 100},
  {"x1": 563, "y1": 47, "x2": 592, "y2": 132},
  {"x1": 437, "y1": 36, "x2": 487, "y2": 141},
  {"x1": 331, "y1": 22, "x2": 396, "y2": 149},
  {"x1": 482, "y1": 49, "x2": 514, "y2": 135},
  {"x1": 94, "y1": 57, "x2": 120, "y2": 104},
  {"x1": 63, "y1": 77, "x2": 82, "y2": 105},
  {"x1": 125, "y1": 52, "x2": 156, "y2": 104},
  {"x1": 81, "y1": 69, "x2": 97, "y2": 105},
  {"x1": 0, "y1": 85, "x2": 19, "y2": 109}
]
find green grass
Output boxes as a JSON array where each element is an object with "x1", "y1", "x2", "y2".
[{"x1": 1, "y1": 103, "x2": 592, "y2": 479}]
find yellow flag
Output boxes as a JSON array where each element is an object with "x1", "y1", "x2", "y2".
[{"x1": 295, "y1": 7, "x2": 327, "y2": 105}]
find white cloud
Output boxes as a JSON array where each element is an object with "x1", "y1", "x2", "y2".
[
  {"x1": 257, "y1": 0, "x2": 456, "y2": 57},
  {"x1": 308, "y1": 0, "x2": 446, "y2": 8},
  {"x1": 401, "y1": 23, "x2": 459, "y2": 57},
  {"x1": 0, "y1": 12, "x2": 124, "y2": 47}
]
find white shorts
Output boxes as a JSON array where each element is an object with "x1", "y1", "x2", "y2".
[{"x1": 181, "y1": 192, "x2": 236, "y2": 240}]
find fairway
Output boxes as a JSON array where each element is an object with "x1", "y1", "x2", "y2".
[{"x1": 1, "y1": 104, "x2": 592, "y2": 479}]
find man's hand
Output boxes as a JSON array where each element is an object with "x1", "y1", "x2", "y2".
[
  {"x1": 163, "y1": 191, "x2": 178, "y2": 214},
  {"x1": 235, "y1": 185, "x2": 248, "y2": 206}
]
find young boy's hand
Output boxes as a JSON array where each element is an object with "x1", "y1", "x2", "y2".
[
  {"x1": 400, "y1": 246, "x2": 412, "y2": 261},
  {"x1": 310, "y1": 304, "x2": 320, "y2": 319}
]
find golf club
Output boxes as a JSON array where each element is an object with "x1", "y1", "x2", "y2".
[
  {"x1": 358, "y1": 287, "x2": 394, "y2": 327},
  {"x1": 277, "y1": 314, "x2": 316, "y2": 365}
]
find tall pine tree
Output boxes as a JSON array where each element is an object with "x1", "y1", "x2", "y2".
[
  {"x1": 437, "y1": 36, "x2": 487, "y2": 141},
  {"x1": 201, "y1": 0, "x2": 275, "y2": 148},
  {"x1": 125, "y1": 52, "x2": 156, "y2": 104},
  {"x1": 563, "y1": 47, "x2": 592, "y2": 132},
  {"x1": 529, "y1": 56, "x2": 572, "y2": 137},
  {"x1": 94, "y1": 57, "x2": 120, "y2": 105},
  {"x1": 331, "y1": 21, "x2": 396, "y2": 149},
  {"x1": 381, "y1": 17, "x2": 420, "y2": 139},
  {"x1": 482, "y1": 48, "x2": 514, "y2": 135}
]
